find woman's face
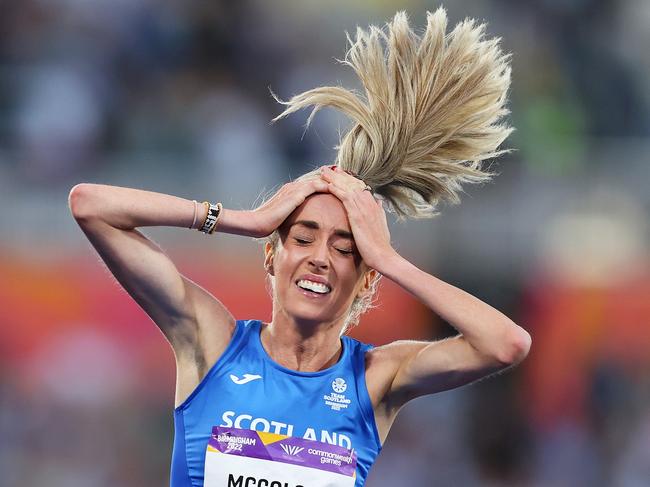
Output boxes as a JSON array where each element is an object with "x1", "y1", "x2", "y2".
[{"x1": 265, "y1": 193, "x2": 371, "y2": 326}]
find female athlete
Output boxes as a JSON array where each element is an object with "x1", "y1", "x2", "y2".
[{"x1": 69, "y1": 8, "x2": 530, "y2": 487}]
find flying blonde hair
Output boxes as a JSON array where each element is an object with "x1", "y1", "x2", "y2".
[
  {"x1": 273, "y1": 7, "x2": 513, "y2": 218},
  {"x1": 267, "y1": 7, "x2": 513, "y2": 329}
]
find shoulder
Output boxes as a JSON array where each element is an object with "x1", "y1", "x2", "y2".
[
  {"x1": 180, "y1": 318, "x2": 258, "y2": 378},
  {"x1": 342, "y1": 337, "x2": 430, "y2": 377},
  {"x1": 366, "y1": 340, "x2": 430, "y2": 369},
  {"x1": 341, "y1": 334, "x2": 375, "y2": 356},
  {"x1": 227, "y1": 319, "x2": 264, "y2": 351}
]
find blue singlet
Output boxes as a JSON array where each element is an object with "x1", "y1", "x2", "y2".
[{"x1": 170, "y1": 319, "x2": 382, "y2": 487}]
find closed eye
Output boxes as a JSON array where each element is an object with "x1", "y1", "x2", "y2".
[{"x1": 336, "y1": 248, "x2": 354, "y2": 255}]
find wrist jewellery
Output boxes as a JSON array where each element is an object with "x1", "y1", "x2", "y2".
[
  {"x1": 195, "y1": 200, "x2": 223, "y2": 234},
  {"x1": 189, "y1": 200, "x2": 199, "y2": 229}
]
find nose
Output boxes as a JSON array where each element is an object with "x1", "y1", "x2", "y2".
[{"x1": 308, "y1": 239, "x2": 329, "y2": 270}]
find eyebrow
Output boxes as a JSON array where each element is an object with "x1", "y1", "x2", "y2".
[{"x1": 290, "y1": 220, "x2": 354, "y2": 240}]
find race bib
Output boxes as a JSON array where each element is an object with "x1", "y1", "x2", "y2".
[{"x1": 204, "y1": 426, "x2": 357, "y2": 487}]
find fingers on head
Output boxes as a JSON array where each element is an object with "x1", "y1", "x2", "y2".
[
  {"x1": 318, "y1": 167, "x2": 334, "y2": 182},
  {"x1": 331, "y1": 184, "x2": 358, "y2": 205},
  {"x1": 326, "y1": 181, "x2": 344, "y2": 198},
  {"x1": 313, "y1": 178, "x2": 328, "y2": 189},
  {"x1": 320, "y1": 165, "x2": 349, "y2": 182}
]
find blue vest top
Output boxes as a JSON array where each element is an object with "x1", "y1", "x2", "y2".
[{"x1": 170, "y1": 319, "x2": 382, "y2": 487}]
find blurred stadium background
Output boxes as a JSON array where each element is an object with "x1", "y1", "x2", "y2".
[{"x1": 1, "y1": 0, "x2": 649, "y2": 485}]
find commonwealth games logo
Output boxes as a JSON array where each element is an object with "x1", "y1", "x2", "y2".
[{"x1": 332, "y1": 377, "x2": 347, "y2": 393}]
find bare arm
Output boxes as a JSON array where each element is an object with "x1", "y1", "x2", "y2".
[
  {"x1": 366, "y1": 254, "x2": 531, "y2": 442},
  {"x1": 68, "y1": 183, "x2": 260, "y2": 406},
  {"x1": 376, "y1": 253, "x2": 530, "y2": 400},
  {"x1": 321, "y1": 167, "x2": 531, "y2": 432},
  {"x1": 68, "y1": 180, "x2": 329, "y2": 406}
]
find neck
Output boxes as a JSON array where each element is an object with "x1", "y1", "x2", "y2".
[{"x1": 261, "y1": 311, "x2": 346, "y2": 372}]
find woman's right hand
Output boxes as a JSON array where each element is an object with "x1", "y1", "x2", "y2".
[{"x1": 247, "y1": 177, "x2": 329, "y2": 237}]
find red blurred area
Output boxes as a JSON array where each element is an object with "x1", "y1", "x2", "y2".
[{"x1": 522, "y1": 271, "x2": 650, "y2": 430}]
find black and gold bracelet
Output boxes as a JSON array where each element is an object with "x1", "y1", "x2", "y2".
[{"x1": 199, "y1": 201, "x2": 222, "y2": 234}]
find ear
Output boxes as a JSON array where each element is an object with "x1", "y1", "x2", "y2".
[
  {"x1": 264, "y1": 241, "x2": 275, "y2": 276},
  {"x1": 357, "y1": 268, "x2": 378, "y2": 297}
]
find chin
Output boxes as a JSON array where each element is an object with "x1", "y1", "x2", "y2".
[
  {"x1": 283, "y1": 302, "x2": 342, "y2": 325},
  {"x1": 276, "y1": 287, "x2": 351, "y2": 325}
]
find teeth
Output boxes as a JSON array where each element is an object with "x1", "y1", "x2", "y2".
[{"x1": 297, "y1": 279, "x2": 331, "y2": 294}]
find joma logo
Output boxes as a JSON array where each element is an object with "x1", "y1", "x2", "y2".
[{"x1": 280, "y1": 444, "x2": 304, "y2": 456}]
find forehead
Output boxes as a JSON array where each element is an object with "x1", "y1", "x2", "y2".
[{"x1": 283, "y1": 193, "x2": 351, "y2": 234}]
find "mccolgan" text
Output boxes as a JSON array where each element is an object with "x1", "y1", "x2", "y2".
[{"x1": 227, "y1": 474, "x2": 304, "y2": 487}]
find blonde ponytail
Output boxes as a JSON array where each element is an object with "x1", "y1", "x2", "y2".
[{"x1": 272, "y1": 7, "x2": 513, "y2": 218}]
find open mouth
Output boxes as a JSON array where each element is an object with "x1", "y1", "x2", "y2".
[{"x1": 295, "y1": 279, "x2": 332, "y2": 296}]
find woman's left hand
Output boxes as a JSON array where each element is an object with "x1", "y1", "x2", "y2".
[{"x1": 319, "y1": 166, "x2": 397, "y2": 271}]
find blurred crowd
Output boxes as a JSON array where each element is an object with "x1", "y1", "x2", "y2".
[{"x1": 1, "y1": 0, "x2": 649, "y2": 486}]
